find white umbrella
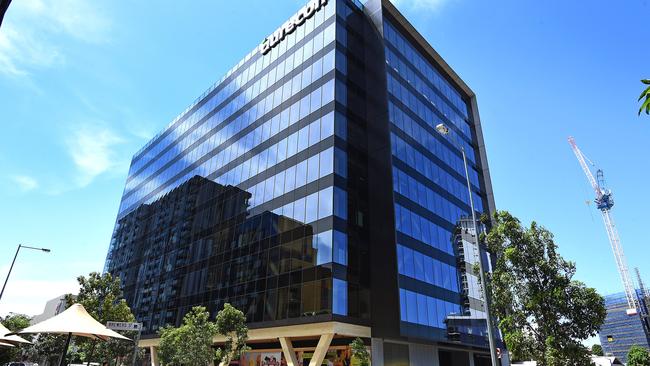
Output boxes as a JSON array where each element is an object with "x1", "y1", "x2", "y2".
[
  {"x1": 0, "y1": 341, "x2": 15, "y2": 347},
  {"x1": 0, "y1": 322, "x2": 31, "y2": 345},
  {"x1": 13, "y1": 304, "x2": 131, "y2": 366},
  {"x1": 15, "y1": 303, "x2": 130, "y2": 341}
]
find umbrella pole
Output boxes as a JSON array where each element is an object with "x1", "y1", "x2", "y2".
[
  {"x1": 59, "y1": 332, "x2": 72, "y2": 366},
  {"x1": 86, "y1": 339, "x2": 97, "y2": 366}
]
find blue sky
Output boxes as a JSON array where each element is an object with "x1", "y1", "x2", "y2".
[{"x1": 0, "y1": 0, "x2": 648, "y2": 324}]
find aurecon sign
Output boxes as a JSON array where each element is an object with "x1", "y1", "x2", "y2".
[{"x1": 259, "y1": 0, "x2": 328, "y2": 55}]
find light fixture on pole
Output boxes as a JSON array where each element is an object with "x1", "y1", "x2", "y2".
[
  {"x1": 0, "y1": 244, "x2": 51, "y2": 302},
  {"x1": 435, "y1": 123, "x2": 499, "y2": 366}
]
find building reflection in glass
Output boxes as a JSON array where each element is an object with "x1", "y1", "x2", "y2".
[{"x1": 106, "y1": 175, "x2": 337, "y2": 333}]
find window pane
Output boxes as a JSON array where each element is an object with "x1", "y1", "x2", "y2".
[
  {"x1": 305, "y1": 192, "x2": 319, "y2": 223},
  {"x1": 296, "y1": 160, "x2": 308, "y2": 188},
  {"x1": 316, "y1": 230, "x2": 332, "y2": 265},
  {"x1": 334, "y1": 187, "x2": 347, "y2": 220},
  {"x1": 333, "y1": 279, "x2": 347, "y2": 316},
  {"x1": 333, "y1": 230, "x2": 348, "y2": 265},
  {"x1": 417, "y1": 293, "x2": 428, "y2": 326},
  {"x1": 293, "y1": 197, "x2": 306, "y2": 222},
  {"x1": 406, "y1": 290, "x2": 417, "y2": 323},
  {"x1": 307, "y1": 154, "x2": 320, "y2": 183},
  {"x1": 318, "y1": 187, "x2": 333, "y2": 219},
  {"x1": 334, "y1": 148, "x2": 347, "y2": 178},
  {"x1": 319, "y1": 148, "x2": 334, "y2": 177}
]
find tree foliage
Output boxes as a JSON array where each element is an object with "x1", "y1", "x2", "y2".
[
  {"x1": 24, "y1": 334, "x2": 68, "y2": 366},
  {"x1": 350, "y1": 338, "x2": 370, "y2": 366},
  {"x1": 484, "y1": 211, "x2": 606, "y2": 366},
  {"x1": 0, "y1": 313, "x2": 32, "y2": 364},
  {"x1": 639, "y1": 79, "x2": 650, "y2": 115},
  {"x1": 628, "y1": 345, "x2": 650, "y2": 366},
  {"x1": 591, "y1": 344, "x2": 603, "y2": 356},
  {"x1": 65, "y1": 271, "x2": 137, "y2": 365},
  {"x1": 158, "y1": 306, "x2": 219, "y2": 366},
  {"x1": 215, "y1": 303, "x2": 249, "y2": 366}
]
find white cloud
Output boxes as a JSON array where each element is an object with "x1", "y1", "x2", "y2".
[
  {"x1": 0, "y1": 0, "x2": 111, "y2": 76},
  {"x1": 11, "y1": 175, "x2": 39, "y2": 191},
  {"x1": 66, "y1": 125, "x2": 124, "y2": 187},
  {"x1": 389, "y1": 0, "x2": 451, "y2": 12},
  {"x1": 0, "y1": 278, "x2": 79, "y2": 317}
]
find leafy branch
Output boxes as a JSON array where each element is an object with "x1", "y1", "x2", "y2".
[{"x1": 639, "y1": 79, "x2": 650, "y2": 115}]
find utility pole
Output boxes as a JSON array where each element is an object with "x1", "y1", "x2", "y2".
[{"x1": 1, "y1": 244, "x2": 51, "y2": 302}]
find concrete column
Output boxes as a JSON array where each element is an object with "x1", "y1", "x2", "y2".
[
  {"x1": 279, "y1": 337, "x2": 300, "y2": 366},
  {"x1": 149, "y1": 346, "x2": 159, "y2": 366},
  {"x1": 468, "y1": 352, "x2": 475, "y2": 366},
  {"x1": 409, "y1": 343, "x2": 438, "y2": 366},
  {"x1": 308, "y1": 333, "x2": 334, "y2": 366},
  {"x1": 432, "y1": 346, "x2": 440, "y2": 366},
  {"x1": 371, "y1": 338, "x2": 384, "y2": 366}
]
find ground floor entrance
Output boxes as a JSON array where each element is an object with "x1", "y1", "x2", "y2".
[
  {"x1": 372, "y1": 338, "x2": 509, "y2": 366},
  {"x1": 138, "y1": 323, "x2": 508, "y2": 366}
]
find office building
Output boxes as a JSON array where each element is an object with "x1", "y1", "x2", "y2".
[
  {"x1": 104, "y1": 0, "x2": 503, "y2": 365},
  {"x1": 31, "y1": 294, "x2": 70, "y2": 325},
  {"x1": 599, "y1": 290, "x2": 650, "y2": 364}
]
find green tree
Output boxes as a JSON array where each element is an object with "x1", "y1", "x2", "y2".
[
  {"x1": 484, "y1": 211, "x2": 606, "y2": 366},
  {"x1": 0, "y1": 313, "x2": 32, "y2": 364},
  {"x1": 25, "y1": 334, "x2": 67, "y2": 365},
  {"x1": 158, "y1": 306, "x2": 219, "y2": 366},
  {"x1": 66, "y1": 272, "x2": 137, "y2": 365},
  {"x1": 591, "y1": 344, "x2": 604, "y2": 356},
  {"x1": 350, "y1": 338, "x2": 370, "y2": 366},
  {"x1": 628, "y1": 345, "x2": 650, "y2": 366},
  {"x1": 215, "y1": 303, "x2": 249, "y2": 366},
  {"x1": 639, "y1": 79, "x2": 650, "y2": 115}
]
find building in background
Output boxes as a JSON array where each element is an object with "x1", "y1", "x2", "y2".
[
  {"x1": 104, "y1": 0, "x2": 503, "y2": 365},
  {"x1": 31, "y1": 294, "x2": 70, "y2": 325},
  {"x1": 599, "y1": 290, "x2": 650, "y2": 364}
]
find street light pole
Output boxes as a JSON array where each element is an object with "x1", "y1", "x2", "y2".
[
  {"x1": 436, "y1": 123, "x2": 499, "y2": 366},
  {"x1": 0, "y1": 244, "x2": 51, "y2": 302}
]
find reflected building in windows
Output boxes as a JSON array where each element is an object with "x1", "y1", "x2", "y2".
[{"x1": 104, "y1": 0, "x2": 504, "y2": 365}]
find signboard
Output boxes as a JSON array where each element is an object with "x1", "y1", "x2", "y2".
[
  {"x1": 259, "y1": 0, "x2": 328, "y2": 55},
  {"x1": 241, "y1": 352, "x2": 282, "y2": 366},
  {"x1": 106, "y1": 321, "x2": 142, "y2": 331}
]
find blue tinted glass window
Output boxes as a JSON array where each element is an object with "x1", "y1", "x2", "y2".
[
  {"x1": 403, "y1": 246, "x2": 414, "y2": 278},
  {"x1": 318, "y1": 187, "x2": 333, "y2": 219},
  {"x1": 427, "y1": 297, "x2": 438, "y2": 328},
  {"x1": 293, "y1": 197, "x2": 306, "y2": 222},
  {"x1": 319, "y1": 148, "x2": 334, "y2": 177},
  {"x1": 417, "y1": 293, "x2": 428, "y2": 326},
  {"x1": 315, "y1": 230, "x2": 332, "y2": 265},
  {"x1": 400, "y1": 289, "x2": 407, "y2": 321},
  {"x1": 321, "y1": 111, "x2": 334, "y2": 137},
  {"x1": 305, "y1": 192, "x2": 319, "y2": 223},
  {"x1": 333, "y1": 279, "x2": 347, "y2": 316},
  {"x1": 295, "y1": 160, "x2": 308, "y2": 188},
  {"x1": 307, "y1": 155, "x2": 320, "y2": 183},
  {"x1": 334, "y1": 187, "x2": 347, "y2": 220},
  {"x1": 333, "y1": 230, "x2": 348, "y2": 265},
  {"x1": 406, "y1": 290, "x2": 417, "y2": 324}
]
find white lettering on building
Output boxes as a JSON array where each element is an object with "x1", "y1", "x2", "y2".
[{"x1": 259, "y1": 0, "x2": 328, "y2": 55}]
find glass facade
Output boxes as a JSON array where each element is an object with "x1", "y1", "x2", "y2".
[
  {"x1": 383, "y1": 17, "x2": 490, "y2": 344},
  {"x1": 105, "y1": 0, "x2": 369, "y2": 334},
  {"x1": 599, "y1": 290, "x2": 650, "y2": 363},
  {"x1": 105, "y1": 0, "x2": 497, "y2": 354}
]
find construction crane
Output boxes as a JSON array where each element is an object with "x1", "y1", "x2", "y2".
[{"x1": 568, "y1": 137, "x2": 638, "y2": 315}]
